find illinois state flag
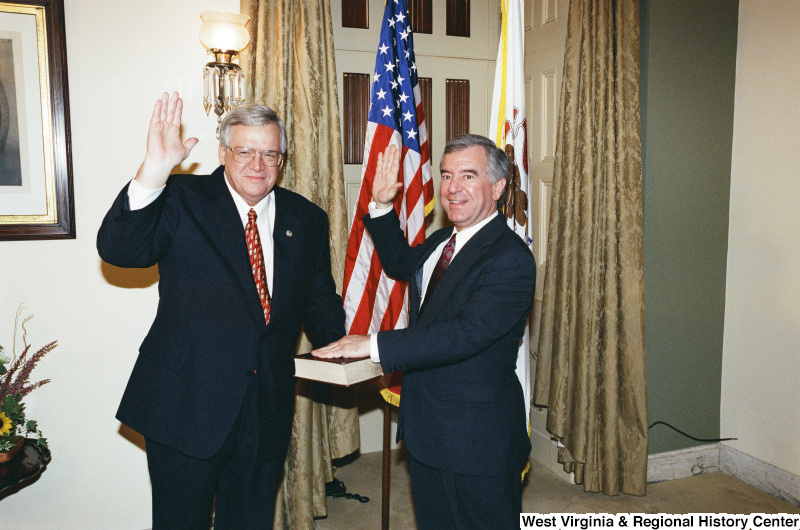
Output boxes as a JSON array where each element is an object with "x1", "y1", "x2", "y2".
[
  {"x1": 490, "y1": 0, "x2": 534, "y2": 424},
  {"x1": 341, "y1": 0, "x2": 434, "y2": 405}
]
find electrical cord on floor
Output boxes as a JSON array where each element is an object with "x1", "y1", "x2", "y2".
[
  {"x1": 649, "y1": 420, "x2": 737, "y2": 443},
  {"x1": 325, "y1": 478, "x2": 370, "y2": 503}
]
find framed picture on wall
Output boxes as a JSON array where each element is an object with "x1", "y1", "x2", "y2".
[{"x1": 0, "y1": 0, "x2": 74, "y2": 240}]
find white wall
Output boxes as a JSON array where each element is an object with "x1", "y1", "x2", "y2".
[
  {"x1": 721, "y1": 0, "x2": 800, "y2": 477},
  {"x1": 1, "y1": 0, "x2": 238, "y2": 527}
]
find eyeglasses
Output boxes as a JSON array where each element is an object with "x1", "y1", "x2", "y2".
[{"x1": 227, "y1": 147, "x2": 283, "y2": 166}]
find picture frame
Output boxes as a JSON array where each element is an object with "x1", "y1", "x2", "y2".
[{"x1": 0, "y1": 0, "x2": 74, "y2": 240}]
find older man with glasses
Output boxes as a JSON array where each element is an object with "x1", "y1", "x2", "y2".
[{"x1": 98, "y1": 92, "x2": 345, "y2": 529}]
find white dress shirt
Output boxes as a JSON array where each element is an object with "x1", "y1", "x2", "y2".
[{"x1": 127, "y1": 177, "x2": 276, "y2": 293}]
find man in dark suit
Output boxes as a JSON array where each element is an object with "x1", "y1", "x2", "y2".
[
  {"x1": 313, "y1": 134, "x2": 536, "y2": 528},
  {"x1": 98, "y1": 92, "x2": 345, "y2": 529}
]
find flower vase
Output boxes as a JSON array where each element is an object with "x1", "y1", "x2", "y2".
[{"x1": 0, "y1": 437, "x2": 24, "y2": 464}]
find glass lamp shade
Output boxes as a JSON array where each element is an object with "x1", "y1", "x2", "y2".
[{"x1": 199, "y1": 11, "x2": 250, "y2": 53}]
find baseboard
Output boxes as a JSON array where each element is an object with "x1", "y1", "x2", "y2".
[
  {"x1": 647, "y1": 443, "x2": 721, "y2": 483},
  {"x1": 719, "y1": 444, "x2": 800, "y2": 507},
  {"x1": 647, "y1": 443, "x2": 800, "y2": 508}
]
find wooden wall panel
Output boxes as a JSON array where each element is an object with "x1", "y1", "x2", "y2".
[
  {"x1": 343, "y1": 73, "x2": 371, "y2": 164},
  {"x1": 446, "y1": 0, "x2": 470, "y2": 37},
  {"x1": 342, "y1": 0, "x2": 369, "y2": 29},
  {"x1": 409, "y1": 0, "x2": 432, "y2": 34},
  {"x1": 445, "y1": 79, "x2": 470, "y2": 142},
  {"x1": 419, "y1": 77, "x2": 432, "y2": 151}
]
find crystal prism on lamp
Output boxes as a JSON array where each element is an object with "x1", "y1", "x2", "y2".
[
  {"x1": 203, "y1": 59, "x2": 245, "y2": 117},
  {"x1": 199, "y1": 11, "x2": 250, "y2": 134}
]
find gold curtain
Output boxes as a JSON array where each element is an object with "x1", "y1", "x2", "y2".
[
  {"x1": 239, "y1": 0, "x2": 360, "y2": 527},
  {"x1": 533, "y1": 0, "x2": 648, "y2": 496}
]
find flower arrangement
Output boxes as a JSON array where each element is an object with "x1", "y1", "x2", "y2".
[{"x1": 0, "y1": 310, "x2": 56, "y2": 453}]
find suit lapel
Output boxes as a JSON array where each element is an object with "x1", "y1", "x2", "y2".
[
  {"x1": 270, "y1": 187, "x2": 301, "y2": 327},
  {"x1": 411, "y1": 228, "x2": 452, "y2": 322},
  {"x1": 416, "y1": 216, "x2": 507, "y2": 322},
  {"x1": 198, "y1": 168, "x2": 266, "y2": 329}
]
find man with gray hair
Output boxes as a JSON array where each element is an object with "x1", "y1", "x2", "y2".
[
  {"x1": 98, "y1": 92, "x2": 345, "y2": 528},
  {"x1": 314, "y1": 134, "x2": 537, "y2": 528}
]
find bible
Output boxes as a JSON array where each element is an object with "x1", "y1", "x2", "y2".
[{"x1": 293, "y1": 353, "x2": 382, "y2": 386}]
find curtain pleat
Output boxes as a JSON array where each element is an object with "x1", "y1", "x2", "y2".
[
  {"x1": 240, "y1": 0, "x2": 360, "y2": 527},
  {"x1": 533, "y1": 0, "x2": 648, "y2": 496}
]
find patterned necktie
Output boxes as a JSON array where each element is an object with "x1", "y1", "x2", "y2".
[
  {"x1": 419, "y1": 233, "x2": 457, "y2": 316},
  {"x1": 245, "y1": 209, "x2": 271, "y2": 324}
]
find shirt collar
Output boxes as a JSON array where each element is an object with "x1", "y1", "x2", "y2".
[
  {"x1": 224, "y1": 177, "x2": 273, "y2": 227},
  {"x1": 451, "y1": 211, "x2": 498, "y2": 250}
]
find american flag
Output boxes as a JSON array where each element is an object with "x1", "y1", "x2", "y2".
[{"x1": 342, "y1": 0, "x2": 434, "y2": 402}]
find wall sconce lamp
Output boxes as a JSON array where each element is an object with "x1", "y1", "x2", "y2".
[{"x1": 199, "y1": 11, "x2": 251, "y2": 133}]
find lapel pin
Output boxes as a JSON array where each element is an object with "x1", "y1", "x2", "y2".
[{"x1": 286, "y1": 230, "x2": 293, "y2": 237}]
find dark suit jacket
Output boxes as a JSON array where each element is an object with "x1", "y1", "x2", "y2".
[
  {"x1": 97, "y1": 167, "x2": 345, "y2": 460},
  {"x1": 364, "y1": 211, "x2": 536, "y2": 477}
]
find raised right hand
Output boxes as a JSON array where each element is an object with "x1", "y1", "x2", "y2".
[
  {"x1": 134, "y1": 92, "x2": 199, "y2": 190},
  {"x1": 372, "y1": 144, "x2": 403, "y2": 208}
]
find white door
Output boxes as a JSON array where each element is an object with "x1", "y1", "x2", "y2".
[{"x1": 525, "y1": 0, "x2": 569, "y2": 477}]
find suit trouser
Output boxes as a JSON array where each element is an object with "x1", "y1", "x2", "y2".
[
  {"x1": 408, "y1": 453, "x2": 522, "y2": 530},
  {"x1": 145, "y1": 379, "x2": 284, "y2": 530}
]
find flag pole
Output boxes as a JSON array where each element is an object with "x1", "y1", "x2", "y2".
[{"x1": 382, "y1": 402, "x2": 392, "y2": 530}]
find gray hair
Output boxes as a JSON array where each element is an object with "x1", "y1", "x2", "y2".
[
  {"x1": 218, "y1": 105, "x2": 287, "y2": 153},
  {"x1": 439, "y1": 134, "x2": 510, "y2": 184}
]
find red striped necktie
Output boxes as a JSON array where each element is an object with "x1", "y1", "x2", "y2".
[{"x1": 245, "y1": 209, "x2": 271, "y2": 324}]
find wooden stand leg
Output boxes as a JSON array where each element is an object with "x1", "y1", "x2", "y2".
[{"x1": 382, "y1": 402, "x2": 391, "y2": 530}]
